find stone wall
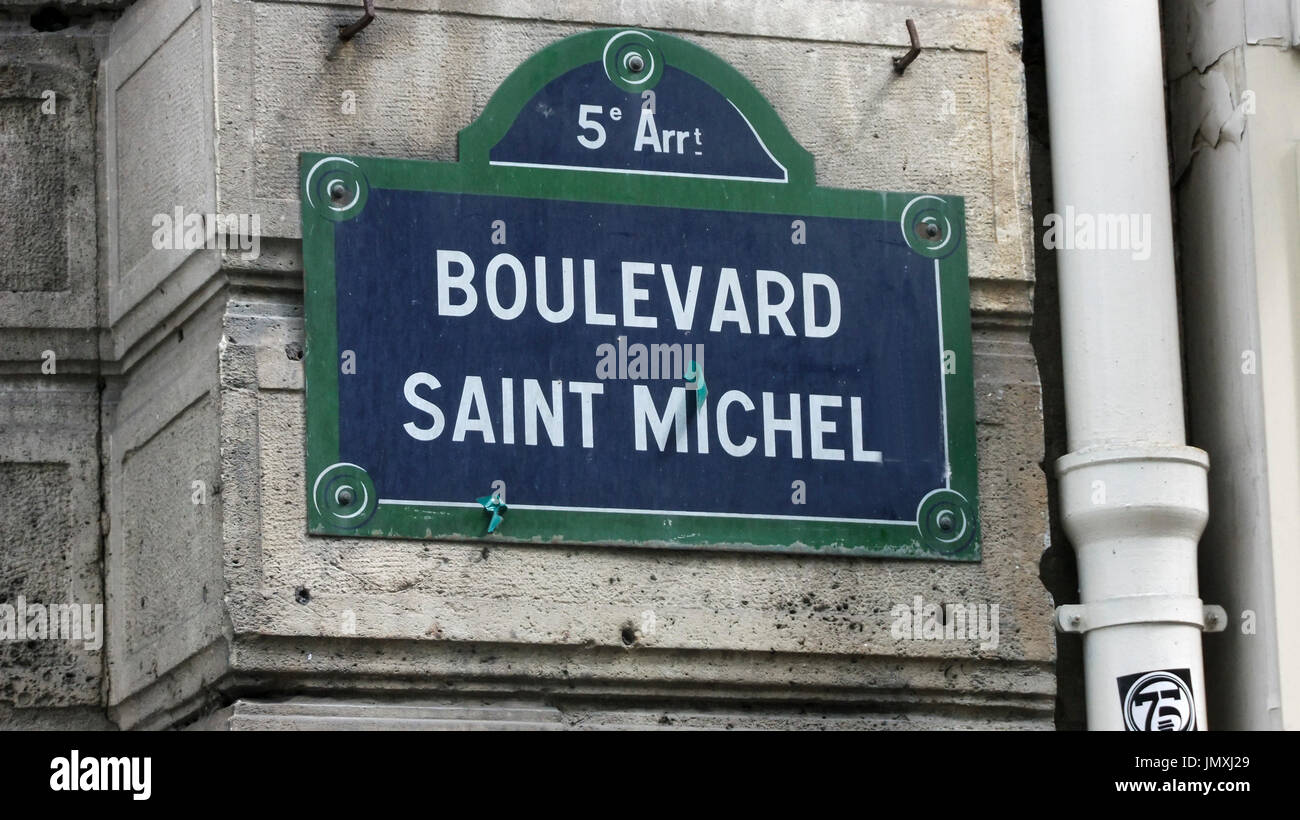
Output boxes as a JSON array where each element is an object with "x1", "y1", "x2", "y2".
[
  {"x1": 1, "y1": 0, "x2": 1055, "y2": 730},
  {"x1": 0, "y1": 7, "x2": 116, "y2": 730}
]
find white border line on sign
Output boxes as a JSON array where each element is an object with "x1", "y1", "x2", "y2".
[
  {"x1": 378, "y1": 498, "x2": 915, "y2": 526},
  {"x1": 372, "y1": 247, "x2": 951, "y2": 530},
  {"x1": 488, "y1": 160, "x2": 787, "y2": 184},
  {"x1": 726, "y1": 100, "x2": 790, "y2": 183},
  {"x1": 935, "y1": 258, "x2": 951, "y2": 488}
]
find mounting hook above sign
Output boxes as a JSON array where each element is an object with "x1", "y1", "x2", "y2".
[
  {"x1": 893, "y1": 19, "x2": 921, "y2": 74},
  {"x1": 338, "y1": 0, "x2": 375, "y2": 41}
]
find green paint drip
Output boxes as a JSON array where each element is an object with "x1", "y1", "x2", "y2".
[{"x1": 686, "y1": 360, "x2": 707, "y2": 407}]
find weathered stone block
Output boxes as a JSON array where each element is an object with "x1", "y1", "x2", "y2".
[
  {"x1": 0, "y1": 379, "x2": 103, "y2": 711},
  {"x1": 103, "y1": 295, "x2": 227, "y2": 713},
  {"x1": 0, "y1": 32, "x2": 100, "y2": 360}
]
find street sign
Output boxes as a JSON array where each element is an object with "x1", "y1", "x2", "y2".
[{"x1": 301, "y1": 28, "x2": 979, "y2": 559}]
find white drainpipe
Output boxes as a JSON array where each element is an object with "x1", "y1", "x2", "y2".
[{"x1": 1041, "y1": 0, "x2": 1225, "y2": 730}]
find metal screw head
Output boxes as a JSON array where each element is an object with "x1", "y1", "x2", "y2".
[
  {"x1": 338, "y1": 488, "x2": 354, "y2": 506},
  {"x1": 626, "y1": 53, "x2": 645, "y2": 73},
  {"x1": 936, "y1": 510, "x2": 955, "y2": 532},
  {"x1": 924, "y1": 221, "x2": 941, "y2": 239},
  {"x1": 329, "y1": 181, "x2": 348, "y2": 202}
]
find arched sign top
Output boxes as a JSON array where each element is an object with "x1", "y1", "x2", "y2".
[{"x1": 458, "y1": 29, "x2": 816, "y2": 186}]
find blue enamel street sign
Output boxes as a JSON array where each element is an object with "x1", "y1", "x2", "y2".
[{"x1": 301, "y1": 28, "x2": 979, "y2": 559}]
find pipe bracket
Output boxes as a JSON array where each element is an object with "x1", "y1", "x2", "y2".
[{"x1": 1056, "y1": 597, "x2": 1226, "y2": 634}]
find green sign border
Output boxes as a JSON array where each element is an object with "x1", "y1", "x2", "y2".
[{"x1": 301, "y1": 28, "x2": 979, "y2": 560}]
